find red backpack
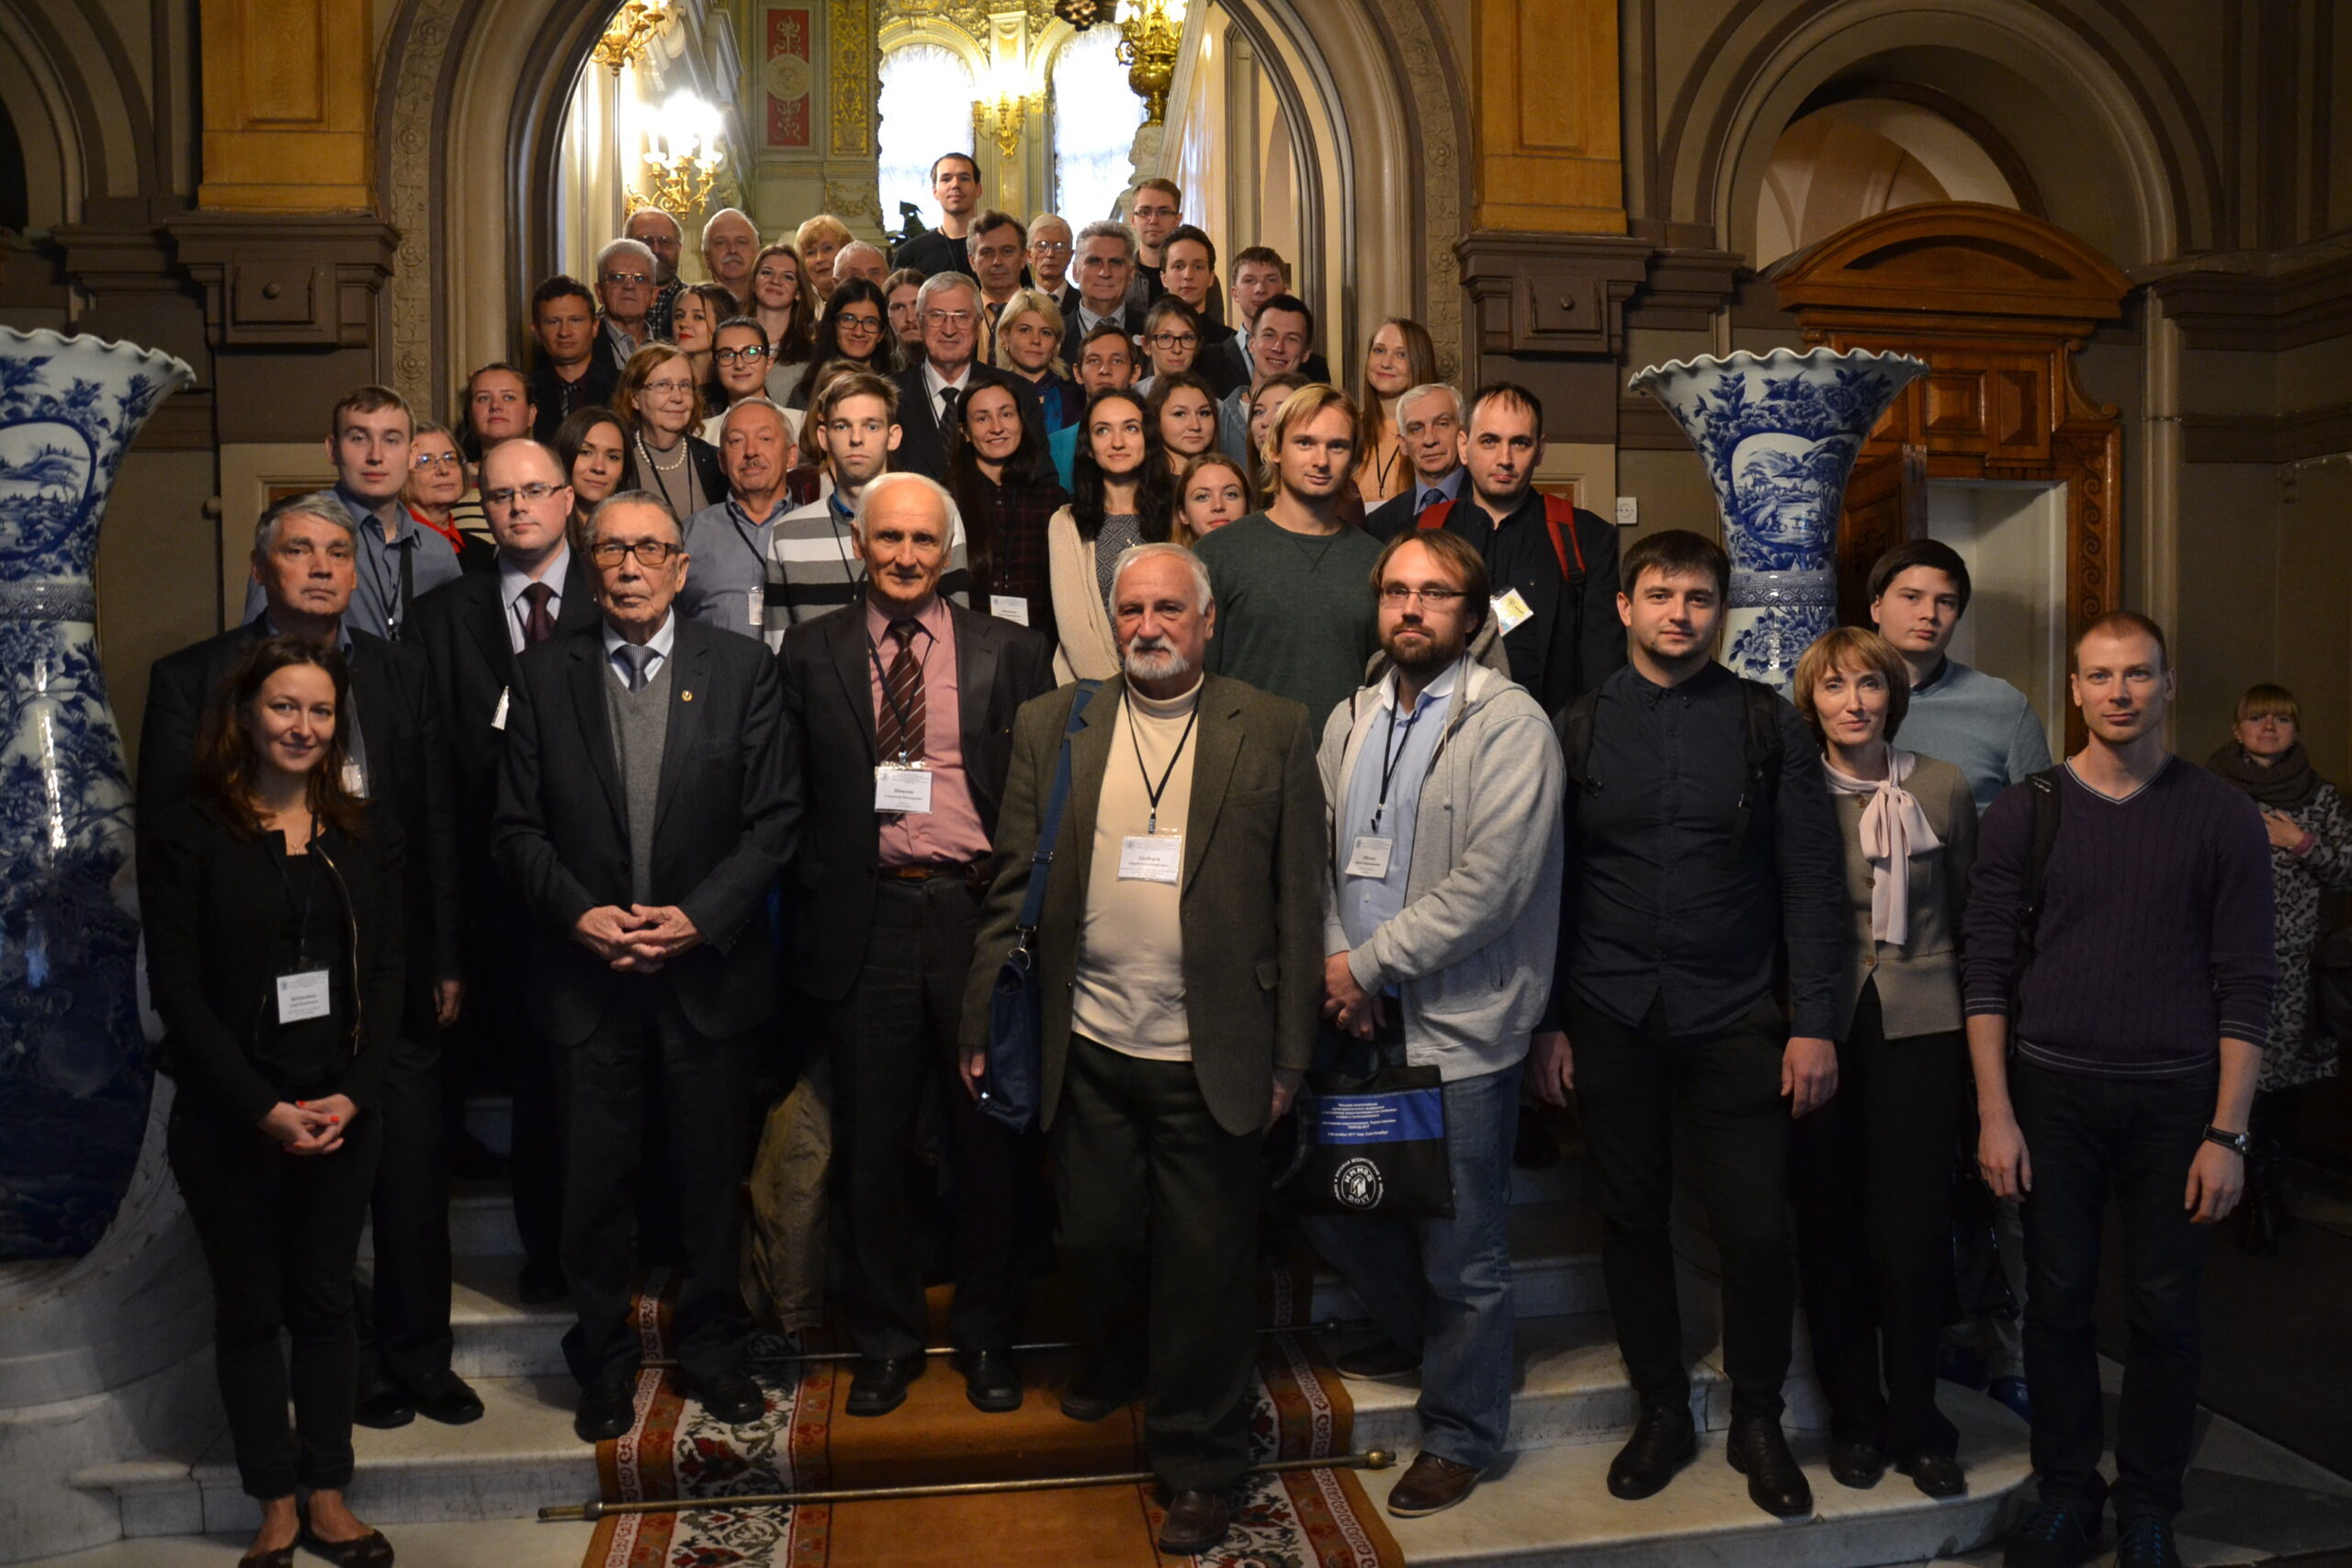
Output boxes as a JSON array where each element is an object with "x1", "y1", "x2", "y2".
[{"x1": 1417, "y1": 492, "x2": 1588, "y2": 581}]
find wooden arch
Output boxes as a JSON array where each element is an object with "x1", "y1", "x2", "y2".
[{"x1": 1772, "y1": 202, "x2": 2132, "y2": 682}]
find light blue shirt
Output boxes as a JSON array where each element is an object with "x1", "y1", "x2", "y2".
[
  {"x1": 676, "y1": 496, "x2": 789, "y2": 641},
  {"x1": 1408, "y1": 467, "x2": 1466, "y2": 512},
  {"x1": 602, "y1": 611, "x2": 677, "y2": 689},
  {"x1": 241, "y1": 484, "x2": 461, "y2": 642},
  {"x1": 1901, "y1": 656, "x2": 2054, "y2": 813},
  {"x1": 1338, "y1": 658, "x2": 1461, "y2": 963}
]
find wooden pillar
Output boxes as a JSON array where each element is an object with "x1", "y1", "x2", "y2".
[
  {"x1": 1469, "y1": 0, "x2": 1625, "y2": 236},
  {"x1": 197, "y1": 0, "x2": 374, "y2": 212}
]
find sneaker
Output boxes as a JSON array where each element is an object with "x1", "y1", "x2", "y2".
[
  {"x1": 2113, "y1": 1514, "x2": 2184, "y2": 1568},
  {"x1": 1335, "y1": 1338, "x2": 1421, "y2": 1382},
  {"x1": 1988, "y1": 1375, "x2": 2032, "y2": 1422},
  {"x1": 2002, "y1": 1500, "x2": 2101, "y2": 1568}
]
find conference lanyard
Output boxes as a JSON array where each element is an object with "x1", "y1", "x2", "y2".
[
  {"x1": 1370, "y1": 698, "x2": 1423, "y2": 834},
  {"x1": 865, "y1": 623, "x2": 929, "y2": 763},
  {"x1": 1128, "y1": 697, "x2": 1199, "y2": 836}
]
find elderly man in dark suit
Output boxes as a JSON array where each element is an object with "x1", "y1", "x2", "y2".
[
  {"x1": 492, "y1": 490, "x2": 803, "y2": 1443},
  {"x1": 781, "y1": 471, "x2": 1055, "y2": 1419},
  {"x1": 140, "y1": 491, "x2": 475, "y2": 1430},
  {"x1": 408, "y1": 440, "x2": 598, "y2": 1304},
  {"x1": 891, "y1": 272, "x2": 1041, "y2": 481},
  {"x1": 963, "y1": 541, "x2": 1325, "y2": 1556}
]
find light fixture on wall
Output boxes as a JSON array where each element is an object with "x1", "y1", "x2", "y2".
[
  {"x1": 636, "y1": 92, "x2": 726, "y2": 220},
  {"x1": 591, "y1": 0, "x2": 674, "y2": 76},
  {"x1": 971, "y1": 90, "x2": 1038, "y2": 160},
  {"x1": 1114, "y1": 0, "x2": 1185, "y2": 125}
]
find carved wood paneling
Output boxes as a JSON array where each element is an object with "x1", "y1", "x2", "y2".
[
  {"x1": 198, "y1": 0, "x2": 372, "y2": 211},
  {"x1": 1469, "y1": 0, "x2": 1625, "y2": 233}
]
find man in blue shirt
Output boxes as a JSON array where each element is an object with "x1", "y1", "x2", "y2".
[{"x1": 1311, "y1": 529, "x2": 1564, "y2": 1520}]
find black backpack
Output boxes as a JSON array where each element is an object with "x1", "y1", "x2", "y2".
[{"x1": 1557, "y1": 678, "x2": 1786, "y2": 852}]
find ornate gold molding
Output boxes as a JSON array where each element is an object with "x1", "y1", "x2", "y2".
[{"x1": 831, "y1": 0, "x2": 876, "y2": 156}]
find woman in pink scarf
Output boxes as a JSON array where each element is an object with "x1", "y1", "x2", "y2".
[{"x1": 1788, "y1": 626, "x2": 1980, "y2": 1502}]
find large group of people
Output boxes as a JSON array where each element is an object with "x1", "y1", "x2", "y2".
[{"x1": 133, "y1": 154, "x2": 2343, "y2": 1568}]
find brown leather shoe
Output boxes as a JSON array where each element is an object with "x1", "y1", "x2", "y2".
[
  {"x1": 1387, "y1": 1451, "x2": 1483, "y2": 1517},
  {"x1": 1157, "y1": 1489, "x2": 1231, "y2": 1554}
]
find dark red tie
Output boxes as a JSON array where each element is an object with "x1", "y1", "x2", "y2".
[
  {"x1": 876, "y1": 620, "x2": 926, "y2": 761},
  {"x1": 521, "y1": 581, "x2": 556, "y2": 647}
]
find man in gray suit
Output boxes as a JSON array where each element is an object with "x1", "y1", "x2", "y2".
[{"x1": 963, "y1": 543, "x2": 1325, "y2": 1557}]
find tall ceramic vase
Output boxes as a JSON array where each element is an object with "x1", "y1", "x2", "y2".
[
  {"x1": 0, "y1": 327, "x2": 193, "y2": 1260},
  {"x1": 1628, "y1": 347, "x2": 1928, "y2": 689}
]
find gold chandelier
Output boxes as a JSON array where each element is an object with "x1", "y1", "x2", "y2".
[
  {"x1": 971, "y1": 91, "x2": 1039, "y2": 160},
  {"x1": 592, "y1": 0, "x2": 674, "y2": 77},
  {"x1": 1114, "y1": 0, "x2": 1184, "y2": 124},
  {"x1": 635, "y1": 93, "x2": 725, "y2": 220}
]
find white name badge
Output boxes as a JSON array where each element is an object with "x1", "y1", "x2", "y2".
[
  {"x1": 491, "y1": 687, "x2": 509, "y2": 731},
  {"x1": 989, "y1": 594, "x2": 1030, "y2": 626},
  {"x1": 1491, "y1": 588, "x2": 1533, "y2": 636},
  {"x1": 747, "y1": 585, "x2": 766, "y2": 630},
  {"x1": 341, "y1": 759, "x2": 368, "y2": 797},
  {"x1": 1117, "y1": 833, "x2": 1183, "y2": 885},
  {"x1": 874, "y1": 763, "x2": 934, "y2": 814},
  {"x1": 276, "y1": 968, "x2": 332, "y2": 1024},
  {"x1": 1344, "y1": 836, "x2": 1395, "y2": 879}
]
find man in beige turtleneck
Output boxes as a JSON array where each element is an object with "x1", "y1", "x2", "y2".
[{"x1": 962, "y1": 542, "x2": 1326, "y2": 1557}]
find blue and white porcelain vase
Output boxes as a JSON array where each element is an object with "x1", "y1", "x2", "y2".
[
  {"x1": 0, "y1": 327, "x2": 192, "y2": 1260},
  {"x1": 1628, "y1": 346, "x2": 1928, "y2": 689}
]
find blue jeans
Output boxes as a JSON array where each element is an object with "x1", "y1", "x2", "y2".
[{"x1": 1302, "y1": 1034, "x2": 1521, "y2": 1470}]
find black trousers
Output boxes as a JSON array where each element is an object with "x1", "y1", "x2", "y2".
[
  {"x1": 356, "y1": 1032, "x2": 455, "y2": 1393},
  {"x1": 492, "y1": 964, "x2": 567, "y2": 1280},
  {"x1": 1571, "y1": 994, "x2": 1794, "y2": 1420},
  {"x1": 550, "y1": 979, "x2": 759, "y2": 1389},
  {"x1": 1056, "y1": 1034, "x2": 1262, "y2": 1494},
  {"x1": 828, "y1": 876, "x2": 1034, "y2": 1359},
  {"x1": 168, "y1": 1089, "x2": 383, "y2": 1499},
  {"x1": 2014, "y1": 1059, "x2": 2214, "y2": 1522},
  {"x1": 1788, "y1": 981, "x2": 1962, "y2": 1458}
]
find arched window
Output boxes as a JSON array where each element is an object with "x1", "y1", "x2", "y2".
[
  {"x1": 877, "y1": 42, "x2": 976, "y2": 233},
  {"x1": 1049, "y1": 28, "x2": 1144, "y2": 225}
]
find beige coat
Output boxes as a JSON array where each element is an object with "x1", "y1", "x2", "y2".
[
  {"x1": 1046, "y1": 504, "x2": 1121, "y2": 682},
  {"x1": 1830, "y1": 750, "x2": 1978, "y2": 1042}
]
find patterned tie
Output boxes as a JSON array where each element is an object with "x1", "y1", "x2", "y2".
[
  {"x1": 875, "y1": 620, "x2": 926, "y2": 761},
  {"x1": 615, "y1": 642, "x2": 656, "y2": 693},
  {"x1": 1421, "y1": 488, "x2": 1446, "y2": 511},
  {"x1": 521, "y1": 581, "x2": 557, "y2": 647}
]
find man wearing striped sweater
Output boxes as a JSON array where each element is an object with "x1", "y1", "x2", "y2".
[{"x1": 1962, "y1": 612, "x2": 2276, "y2": 1568}]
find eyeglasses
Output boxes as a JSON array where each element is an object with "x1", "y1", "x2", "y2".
[
  {"x1": 411, "y1": 451, "x2": 463, "y2": 470},
  {"x1": 1378, "y1": 585, "x2": 1465, "y2": 607},
  {"x1": 836, "y1": 313, "x2": 882, "y2": 335},
  {"x1": 483, "y1": 481, "x2": 565, "y2": 507},
  {"x1": 642, "y1": 378, "x2": 696, "y2": 396},
  {"x1": 1030, "y1": 241, "x2": 1072, "y2": 255},
  {"x1": 601, "y1": 271, "x2": 651, "y2": 287},
  {"x1": 1148, "y1": 332, "x2": 1199, "y2": 349},
  {"x1": 923, "y1": 310, "x2": 976, "y2": 328},
  {"x1": 714, "y1": 345, "x2": 771, "y2": 366},
  {"x1": 591, "y1": 539, "x2": 680, "y2": 566}
]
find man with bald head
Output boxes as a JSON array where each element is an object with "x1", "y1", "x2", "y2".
[
  {"x1": 777, "y1": 472, "x2": 1053, "y2": 1418},
  {"x1": 496, "y1": 490, "x2": 803, "y2": 1444},
  {"x1": 412, "y1": 441, "x2": 600, "y2": 1305},
  {"x1": 833, "y1": 241, "x2": 888, "y2": 293},
  {"x1": 701, "y1": 207, "x2": 761, "y2": 311},
  {"x1": 627, "y1": 207, "x2": 687, "y2": 340},
  {"x1": 675, "y1": 398, "x2": 801, "y2": 648}
]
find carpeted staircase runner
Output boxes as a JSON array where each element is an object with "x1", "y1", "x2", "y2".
[{"x1": 579, "y1": 1257, "x2": 1403, "y2": 1568}]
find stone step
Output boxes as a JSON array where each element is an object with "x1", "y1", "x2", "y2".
[
  {"x1": 1311, "y1": 1201, "x2": 1609, "y2": 1325},
  {"x1": 447, "y1": 1253, "x2": 573, "y2": 1380}
]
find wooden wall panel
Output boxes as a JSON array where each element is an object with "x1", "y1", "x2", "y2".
[
  {"x1": 1472, "y1": 0, "x2": 1625, "y2": 233},
  {"x1": 198, "y1": 0, "x2": 371, "y2": 211}
]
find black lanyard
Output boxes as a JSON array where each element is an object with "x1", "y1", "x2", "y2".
[
  {"x1": 867, "y1": 622, "x2": 928, "y2": 762},
  {"x1": 267, "y1": 821, "x2": 324, "y2": 967},
  {"x1": 1127, "y1": 695, "x2": 1199, "y2": 835},
  {"x1": 1371, "y1": 698, "x2": 1425, "y2": 833}
]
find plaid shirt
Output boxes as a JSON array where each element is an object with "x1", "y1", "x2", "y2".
[{"x1": 963, "y1": 474, "x2": 1069, "y2": 650}]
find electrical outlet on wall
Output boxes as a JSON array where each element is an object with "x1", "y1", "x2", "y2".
[{"x1": 1614, "y1": 496, "x2": 1638, "y2": 527}]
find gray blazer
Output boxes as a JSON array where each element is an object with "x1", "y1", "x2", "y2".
[
  {"x1": 1830, "y1": 750, "x2": 1977, "y2": 1042},
  {"x1": 960, "y1": 673, "x2": 1328, "y2": 1135}
]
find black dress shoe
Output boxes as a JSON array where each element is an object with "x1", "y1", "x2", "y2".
[
  {"x1": 1606, "y1": 1402, "x2": 1698, "y2": 1500},
  {"x1": 298, "y1": 1528, "x2": 394, "y2": 1568},
  {"x1": 1828, "y1": 1438, "x2": 1885, "y2": 1489},
  {"x1": 961, "y1": 1348, "x2": 1023, "y2": 1414},
  {"x1": 691, "y1": 1371, "x2": 767, "y2": 1426},
  {"x1": 1158, "y1": 1489, "x2": 1231, "y2": 1554},
  {"x1": 413, "y1": 1373, "x2": 484, "y2": 1426},
  {"x1": 1058, "y1": 1354, "x2": 1142, "y2": 1422},
  {"x1": 515, "y1": 1259, "x2": 569, "y2": 1306},
  {"x1": 351, "y1": 1383, "x2": 414, "y2": 1430},
  {"x1": 1335, "y1": 1338, "x2": 1422, "y2": 1382},
  {"x1": 844, "y1": 1355, "x2": 921, "y2": 1417},
  {"x1": 237, "y1": 1548, "x2": 294, "y2": 1568},
  {"x1": 1725, "y1": 1416, "x2": 1815, "y2": 1517},
  {"x1": 1896, "y1": 1451, "x2": 1968, "y2": 1498},
  {"x1": 573, "y1": 1382, "x2": 637, "y2": 1443}
]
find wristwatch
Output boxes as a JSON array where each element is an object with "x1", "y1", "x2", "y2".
[{"x1": 2201, "y1": 1124, "x2": 2250, "y2": 1156}]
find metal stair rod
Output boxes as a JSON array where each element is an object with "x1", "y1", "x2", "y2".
[
  {"x1": 634, "y1": 1317, "x2": 1359, "y2": 1369},
  {"x1": 538, "y1": 1449, "x2": 1396, "y2": 1521}
]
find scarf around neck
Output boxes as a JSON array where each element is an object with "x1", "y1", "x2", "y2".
[
  {"x1": 1822, "y1": 747, "x2": 1941, "y2": 946},
  {"x1": 2205, "y1": 740, "x2": 2321, "y2": 811}
]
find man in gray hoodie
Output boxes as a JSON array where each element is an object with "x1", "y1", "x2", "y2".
[{"x1": 1307, "y1": 528, "x2": 1566, "y2": 1519}]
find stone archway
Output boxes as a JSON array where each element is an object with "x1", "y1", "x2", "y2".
[{"x1": 374, "y1": 0, "x2": 1469, "y2": 412}]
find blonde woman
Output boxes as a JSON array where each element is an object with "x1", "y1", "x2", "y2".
[
  {"x1": 992, "y1": 287, "x2": 1080, "y2": 432},
  {"x1": 796, "y1": 213, "x2": 854, "y2": 305}
]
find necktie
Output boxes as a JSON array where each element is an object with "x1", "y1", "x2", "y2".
[
  {"x1": 615, "y1": 642, "x2": 656, "y2": 693},
  {"x1": 937, "y1": 384, "x2": 961, "y2": 427},
  {"x1": 1421, "y1": 489, "x2": 1446, "y2": 511},
  {"x1": 521, "y1": 581, "x2": 556, "y2": 647},
  {"x1": 876, "y1": 620, "x2": 926, "y2": 762}
]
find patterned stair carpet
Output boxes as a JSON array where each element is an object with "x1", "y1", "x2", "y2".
[{"x1": 579, "y1": 1260, "x2": 1404, "y2": 1568}]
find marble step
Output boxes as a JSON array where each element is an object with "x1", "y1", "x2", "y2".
[{"x1": 1380, "y1": 1386, "x2": 2033, "y2": 1568}]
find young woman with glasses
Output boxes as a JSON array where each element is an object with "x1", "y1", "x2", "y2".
[{"x1": 788, "y1": 277, "x2": 894, "y2": 410}]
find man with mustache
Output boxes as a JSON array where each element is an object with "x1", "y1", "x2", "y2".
[
  {"x1": 962, "y1": 543, "x2": 1324, "y2": 1555},
  {"x1": 1307, "y1": 528, "x2": 1565, "y2": 1518}
]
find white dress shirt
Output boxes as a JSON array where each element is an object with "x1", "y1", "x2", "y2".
[
  {"x1": 498, "y1": 543, "x2": 571, "y2": 655},
  {"x1": 602, "y1": 611, "x2": 677, "y2": 688}
]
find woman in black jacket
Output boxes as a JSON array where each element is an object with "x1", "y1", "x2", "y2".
[{"x1": 141, "y1": 637, "x2": 406, "y2": 1568}]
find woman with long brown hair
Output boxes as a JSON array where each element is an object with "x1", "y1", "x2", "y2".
[
  {"x1": 749, "y1": 243, "x2": 817, "y2": 402},
  {"x1": 945, "y1": 368, "x2": 1069, "y2": 648},
  {"x1": 141, "y1": 636, "x2": 409, "y2": 1568},
  {"x1": 1353, "y1": 317, "x2": 1439, "y2": 504}
]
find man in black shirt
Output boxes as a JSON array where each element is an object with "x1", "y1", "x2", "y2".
[
  {"x1": 889, "y1": 152, "x2": 982, "y2": 280},
  {"x1": 1530, "y1": 529, "x2": 1844, "y2": 1518},
  {"x1": 1422, "y1": 384, "x2": 1623, "y2": 713},
  {"x1": 526, "y1": 276, "x2": 616, "y2": 444}
]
